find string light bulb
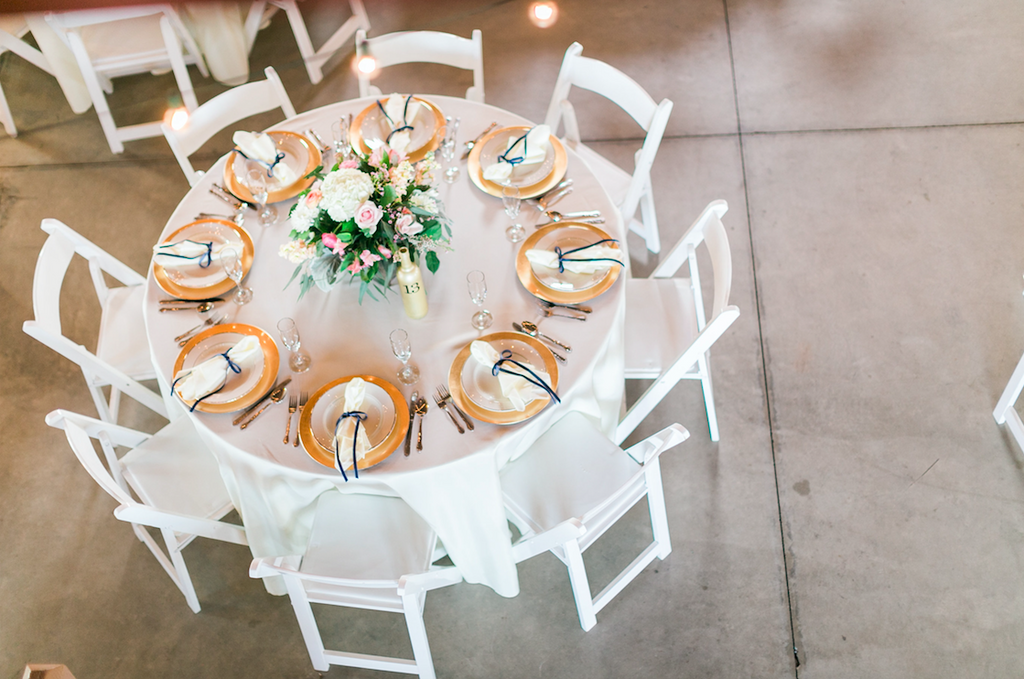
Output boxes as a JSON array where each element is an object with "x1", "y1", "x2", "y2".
[
  {"x1": 528, "y1": 1, "x2": 559, "y2": 28},
  {"x1": 355, "y1": 39, "x2": 378, "y2": 77},
  {"x1": 163, "y1": 106, "x2": 189, "y2": 130}
]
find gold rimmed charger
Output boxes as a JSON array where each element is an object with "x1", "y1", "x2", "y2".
[
  {"x1": 515, "y1": 222, "x2": 623, "y2": 304},
  {"x1": 298, "y1": 375, "x2": 409, "y2": 470},
  {"x1": 467, "y1": 125, "x2": 568, "y2": 199},
  {"x1": 349, "y1": 96, "x2": 446, "y2": 164},
  {"x1": 173, "y1": 324, "x2": 279, "y2": 414},
  {"x1": 223, "y1": 131, "x2": 320, "y2": 204},
  {"x1": 153, "y1": 218, "x2": 254, "y2": 300},
  {"x1": 447, "y1": 332, "x2": 559, "y2": 425}
]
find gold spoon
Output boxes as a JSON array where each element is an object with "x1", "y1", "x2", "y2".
[
  {"x1": 414, "y1": 396, "x2": 429, "y2": 451},
  {"x1": 239, "y1": 384, "x2": 287, "y2": 429},
  {"x1": 519, "y1": 320, "x2": 572, "y2": 353},
  {"x1": 160, "y1": 301, "x2": 216, "y2": 313}
]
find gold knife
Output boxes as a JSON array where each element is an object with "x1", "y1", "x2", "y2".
[{"x1": 232, "y1": 377, "x2": 291, "y2": 426}]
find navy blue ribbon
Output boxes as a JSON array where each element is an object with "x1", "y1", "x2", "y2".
[
  {"x1": 376, "y1": 96, "x2": 415, "y2": 145},
  {"x1": 156, "y1": 239, "x2": 214, "y2": 269},
  {"x1": 491, "y1": 350, "x2": 560, "y2": 405},
  {"x1": 232, "y1": 148, "x2": 287, "y2": 179},
  {"x1": 333, "y1": 411, "x2": 368, "y2": 482},
  {"x1": 498, "y1": 129, "x2": 531, "y2": 167},
  {"x1": 554, "y1": 238, "x2": 623, "y2": 274},
  {"x1": 171, "y1": 350, "x2": 242, "y2": 412}
]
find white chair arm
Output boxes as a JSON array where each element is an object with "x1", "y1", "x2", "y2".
[
  {"x1": 624, "y1": 423, "x2": 690, "y2": 465},
  {"x1": 511, "y1": 517, "x2": 585, "y2": 563},
  {"x1": 249, "y1": 554, "x2": 301, "y2": 579},
  {"x1": 398, "y1": 565, "x2": 463, "y2": 596},
  {"x1": 114, "y1": 504, "x2": 247, "y2": 546}
]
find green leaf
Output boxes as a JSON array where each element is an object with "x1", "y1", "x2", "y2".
[
  {"x1": 380, "y1": 185, "x2": 397, "y2": 205},
  {"x1": 421, "y1": 223, "x2": 442, "y2": 239},
  {"x1": 409, "y1": 206, "x2": 433, "y2": 218},
  {"x1": 425, "y1": 250, "x2": 440, "y2": 274},
  {"x1": 303, "y1": 164, "x2": 324, "y2": 180},
  {"x1": 284, "y1": 264, "x2": 303, "y2": 289},
  {"x1": 298, "y1": 275, "x2": 315, "y2": 301}
]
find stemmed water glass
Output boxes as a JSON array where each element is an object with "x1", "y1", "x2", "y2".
[
  {"x1": 389, "y1": 329, "x2": 420, "y2": 385},
  {"x1": 441, "y1": 116, "x2": 460, "y2": 184},
  {"x1": 502, "y1": 183, "x2": 525, "y2": 243},
  {"x1": 331, "y1": 116, "x2": 351, "y2": 164},
  {"x1": 467, "y1": 270, "x2": 493, "y2": 330},
  {"x1": 244, "y1": 161, "x2": 278, "y2": 227},
  {"x1": 277, "y1": 317, "x2": 311, "y2": 373},
  {"x1": 221, "y1": 247, "x2": 252, "y2": 306}
]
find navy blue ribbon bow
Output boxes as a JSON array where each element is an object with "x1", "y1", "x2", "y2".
[
  {"x1": 231, "y1": 147, "x2": 287, "y2": 179},
  {"x1": 498, "y1": 129, "x2": 531, "y2": 167},
  {"x1": 491, "y1": 350, "x2": 560, "y2": 405},
  {"x1": 333, "y1": 411, "x2": 368, "y2": 482},
  {"x1": 554, "y1": 238, "x2": 623, "y2": 274},
  {"x1": 156, "y1": 239, "x2": 214, "y2": 269},
  {"x1": 376, "y1": 96, "x2": 415, "y2": 144},
  {"x1": 171, "y1": 350, "x2": 242, "y2": 412}
]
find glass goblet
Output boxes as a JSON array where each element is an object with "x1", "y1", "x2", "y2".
[
  {"x1": 389, "y1": 329, "x2": 420, "y2": 385},
  {"x1": 277, "y1": 317, "x2": 312, "y2": 373},
  {"x1": 502, "y1": 183, "x2": 525, "y2": 243},
  {"x1": 467, "y1": 270, "x2": 493, "y2": 330},
  {"x1": 221, "y1": 247, "x2": 252, "y2": 306},
  {"x1": 331, "y1": 116, "x2": 351, "y2": 163},
  {"x1": 441, "y1": 117, "x2": 460, "y2": 184},
  {"x1": 245, "y1": 164, "x2": 278, "y2": 227}
]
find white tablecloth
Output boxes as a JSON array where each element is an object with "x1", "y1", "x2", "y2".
[{"x1": 143, "y1": 96, "x2": 627, "y2": 597}]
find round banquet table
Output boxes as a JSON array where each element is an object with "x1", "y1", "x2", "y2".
[{"x1": 143, "y1": 95, "x2": 627, "y2": 598}]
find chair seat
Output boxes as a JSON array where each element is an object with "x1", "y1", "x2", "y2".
[
  {"x1": 96, "y1": 284, "x2": 156, "y2": 380},
  {"x1": 502, "y1": 412, "x2": 642, "y2": 536},
  {"x1": 301, "y1": 493, "x2": 437, "y2": 584},
  {"x1": 624, "y1": 277, "x2": 700, "y2": 379},
  {"x1": 79, "y1": 15, "x2": 178, "y2": 72},
  {"x1": 120, "y1": 416, "x2": 232, "y2": 520},
  {"x1": 570, "y1": 141, "x2": 632, "y2": 208}
]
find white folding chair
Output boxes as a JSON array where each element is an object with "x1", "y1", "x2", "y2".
[
  {"x1": 502, "y1": 411, "x2": 690, "y2": 631},
  {"x1": 0, "y1": 15, "x2": 56, "y2": 137},
  {"x1": 23, "y1": 219, "x2": 168, "y2": 423},
  {"x1": 45, "y1": 409, "x2": 247, "y2": 614},
  {"x1": 244, "y1": 0, "x2": 369, "y2": 85},
  {"x1": 250, "y1": 492, "x2": 462, "y2": 678},
  {"x1": 44, "y1": 5, "x2": 208, "y2": 154},
  {"x1": 355, "y1": 28, "x2": 485, "y2": 103},
  {"x1": 544, "y1": 42, "x2": 673, "y2": 253},
  {"x1": 619, "y1": 200, "x2": 741, "y2": 444},
  {"x1": 162, "y1": 66, "x2": 296, "y2": 186},
  {"x1": 994, "y1": 307, "x2": 1024, "y2": 455}
]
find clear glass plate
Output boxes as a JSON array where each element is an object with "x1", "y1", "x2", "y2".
[
  {"x1": 478, "y1": 127, "x2": 556, "y2": 187},
  {"x1": 359, "y1": 100, "x2": 439, "y2": 156},
  {"x1": 230, "y1": 132, "x2": 311, "y2": 191},
  {"x1": 461, "y1": 338, "x2": 546, "y2": 412},
  {"x1": 530, "y1": 225, "x2": 613, "y2": 293},
  {"x1": 177, "y1": 332, "x2": 265, "y2": 406},
  {"x1": 159, "y1": 222, "x2": 241, "y2": 289},
  {"x1": 312, "y1": 380, "x2": 396, "y2": 450}
]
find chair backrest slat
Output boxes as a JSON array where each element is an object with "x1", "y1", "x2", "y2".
[{"x1": 356, "y1": 29, "x2": 485, "y2": 103}]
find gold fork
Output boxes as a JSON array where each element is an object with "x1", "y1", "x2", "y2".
[
  {"x1": 283, "y1": 394, "x2": 297, "y2": 444},
  {"x1": 293, "y1": 391, "x2": 308, "y2": 447},
  {"x1": 437, "y1": 384, "x2": 474, "y2": 431}
]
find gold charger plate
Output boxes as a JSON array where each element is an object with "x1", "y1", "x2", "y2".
[
  {"x1": 298, "y1": 375, "x2": 409, "y2": 470},
  {"x1": 172, "y1": 323, "x2": 279, "y2": 414},
  {"x1": 349, "y1": 96, "x2": 445, "y2": 164},
  {"x1": 223, "y1": 131, "x2": 320, "y2": 204},
  {"x1": 447, "y1": 332, "x2": 559, "y2": 425},
  {"x1": 515, "y1": 222, "x2": 623, "y2": 304},
  {"x1": 467, "y1": 125, "x2": 568, "y2": 199},
  {"x1": 153, "y1": 218, "x2": 254, "y2": 301}
]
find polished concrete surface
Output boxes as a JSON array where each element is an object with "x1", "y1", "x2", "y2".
[{"x1": 2, "y1": 1, "x2": 1023, "y2": 677}]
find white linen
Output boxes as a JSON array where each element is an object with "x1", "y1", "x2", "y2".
[
  {"x1": 380, "y1": 94, "x2": 421, "y2": 154},
  {"x1": 145, "y1": 96, "x2": 627, "y2": 599},
  {"x1": 173, "y1": 335, "x2": 261, "y2": 403},
  {"x1": 482, "y1": 124, "x2": 551, "y2": 183},
  {"x1": 332, "y1": 378, "x2": 372, "y2": 471},
  {"x1": 525, "y1": 243, "x2": 623, "y2": 275},
  {"x1": 153, "y1": 239, "x2": 230, "y2": 274},
  {"x1": 470, "y1": 340, "x2": 552, "y2": 412},
  {"x1": 232, "y1": 131, "x2": 298, "y2": 185}
]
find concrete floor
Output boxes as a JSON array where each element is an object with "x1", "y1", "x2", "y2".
[{"x1": 2, "y1": 0, "x2": 1023, "y2": 677}]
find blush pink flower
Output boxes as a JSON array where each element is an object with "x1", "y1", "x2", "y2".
[
  {"x1": 369, "y1": 144, "x2": 403, "y2": 168},
  {"x1": 353, "y1": 200, "x2": 383, "y2": 234},
  {"x1": 395, "y1": 213, "x2": 423, "y2": 236},
  {"x1": 321, "y1": 232, "x2": 347, "y2": 255},
  {"x1": 339, "y1": 159, "x2": 358, "y2": 169},
  {"x1": 304, "y1": 189, "x2": 323, "y2": 207},
  {"x1": 378, "y1": 245, "x2": 392, "y2": 259},
  {"x1": 346, "y1": 260, "x2": 364, "y2": 274},
  {"x1": 360, "y1": 249, "x2": 382, "y2": 267}
]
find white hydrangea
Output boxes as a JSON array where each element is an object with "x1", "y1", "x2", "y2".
[
  {"x1": 279, "y1": 240, "x2": 317, "y2": 264},
  {"x1": 408, "y1": 188, "x2": 439, "y2": 214},
  {"x1": 288, "y1": 185, "x2": 323, "y2": 231},
  {"x1": 319, "y1": 168, "x2": 373, "y2": 222}
]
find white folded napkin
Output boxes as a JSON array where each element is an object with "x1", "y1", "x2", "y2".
[
  {"x1": 470, "y1": 340, "x2": 552, "y2": 412},
  {"x1": 380, "y1": 94, "x2": 421, "y2": 154},
  {"x1": 525, "y1": 242, "x2": 623, "y2": 275},
  {"x1": 173, "y1": 335, "x2": 262, "y2": 405},
  {"x1": 232, "y1": 131, "x2": 297, "y2": 185},
  {"x1": 153, "y1": 239, "x2": 231, "y2": 274},
  {"x1": 333, "y1": 377, "x2": 373, "y2": 471},
  {"x1": 482, "y1": 125, "x2": 551, "y2": 183}
]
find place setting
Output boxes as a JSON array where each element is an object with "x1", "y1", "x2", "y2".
[
  {"x1": 349, "y1": 93, "x2": 446, "y2": 163},
  {"x1": 467, "y1": 123, "x2": 568, "y2": 200},
  {"x1": 223, "y1": 129, "x2": 321, "y2": 211},
  {"x1": 152, "y1": 218, "x2": 254, "y2": 301},
  {"x1": 515, "y1": 221, "x2": 625, "y2": 305}
]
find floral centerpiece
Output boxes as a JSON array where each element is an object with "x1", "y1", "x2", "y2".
[{"x1": 280, "y1": 142, "x2": 451, "y2": 301}]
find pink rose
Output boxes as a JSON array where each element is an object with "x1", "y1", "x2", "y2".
[
  {"x1": 339, "y1": 159, "x2": 358, "y2": 169},
  {"x1": 304, "y1": 189, "x2": 322, "y2": 207},
  {"x1": 369, "y1": 144, "x2": 403, "y2": 168},
  {"x1": 396, "y1": 213, "x2": 423, "y2": 236},
  {"x1": 353, "y1": 201, "x2": 382, "y2": 234}
]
